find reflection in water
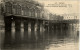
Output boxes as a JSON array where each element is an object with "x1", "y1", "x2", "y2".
[{"x1": 0, "y1": 25, "x2": 79, "y2": 50}]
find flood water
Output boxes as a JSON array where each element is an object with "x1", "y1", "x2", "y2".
[{"x1": 0, "y1": 26, "x2": 79, "y2": 50}]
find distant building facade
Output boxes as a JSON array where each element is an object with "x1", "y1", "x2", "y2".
[{"x1": 49, "y1": 13, "x2": 63, "y2": 20}]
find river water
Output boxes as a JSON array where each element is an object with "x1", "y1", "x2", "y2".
[{"x1": 0, "y1": 25, "x2": 79, "y2": 50}]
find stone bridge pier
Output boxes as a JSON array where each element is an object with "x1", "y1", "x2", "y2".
[
  {"x1": 4, "y1": 16, "x2": 46, "y2": 45},
  {"x1": 4, "y1": 16, "x2": 12, "y2": 45}
]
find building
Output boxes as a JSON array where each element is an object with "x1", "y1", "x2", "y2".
[
  {"x1": 2, "y1": 1, "x2": 44, "y2": 19},
  {"x1": 49, "y1": 13, "x2": 63, "y2": 20},
  {"x1": 0, "y1": 3, "x2": 4, "y2": 30}
]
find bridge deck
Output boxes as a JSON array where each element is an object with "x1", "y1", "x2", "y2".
[{"x1": 5, "y1": 15, "x2": 79, "y2": 24}]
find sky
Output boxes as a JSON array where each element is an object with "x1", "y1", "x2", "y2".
[{"x1": 34, "y1": 0, "x2": 79, "y2": 16}]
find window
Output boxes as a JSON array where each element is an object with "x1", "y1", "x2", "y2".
[
  {"x1": 15, "y1": 4, "x2": 21, "y2": 15},
  {"x1": 31, "y1": 9, "x2": 35, "y2": 17},
  {"x1": 5, "y1": 2, "x2": 12, "y2": 14},
  {"x1": 22, "y1": 6, "x2": 29, "y2": 16},
  {"x1": 37, "y1": 10, "x2": 40, "y2": 18},
  {"x1": 18, "y1": 5, "x2": 21, "y2": 15},
  {"x1": 25, "y1": 7, "x2": 29, "y2": 16}
]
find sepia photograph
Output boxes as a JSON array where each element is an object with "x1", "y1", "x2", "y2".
[{"x1": 0, "y1": 0, "x2": 79, "y2": 50}]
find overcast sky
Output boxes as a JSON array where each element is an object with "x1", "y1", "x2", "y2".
[{"x1": 34, "y1": 0, "x2": 79, "y2": 16}]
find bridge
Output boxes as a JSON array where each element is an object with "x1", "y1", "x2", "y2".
[{"x1": 0, "y1": 1, "x2": 79, "y2": 46}]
